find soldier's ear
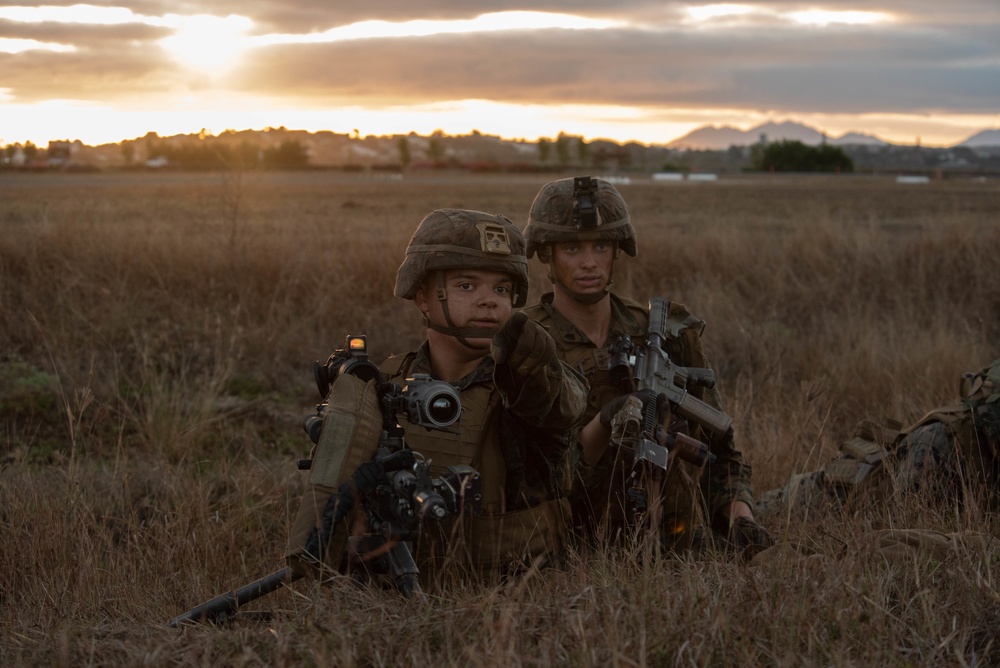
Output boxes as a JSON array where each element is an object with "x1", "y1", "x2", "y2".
[{"x1": 413, "y1": 280, "x2": 429, "y2": 312}]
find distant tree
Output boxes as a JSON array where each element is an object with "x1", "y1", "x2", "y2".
[
  {"x1": 537, "y1": 138, "x2": 551, "y2": 164},
  {"x1": 263, "y1": 140, "x2": 309, "y2": 170},
  {"x1": 234, "y1": 140, "x2": 260, "y2": 169},
  {"x1": 814, "y1": 144, "x2": 855, "y2": 172},
  {"x1": 614, "y1": 144, "x2": 632, "y2": 170},
  {"x1": 397, "y1": 136, "x2": 411, "y2": 169},
  {"x1": 752, "y1": 140, "x2": 853, "y2": 172},
  {"x1": 577, "y1": 138, "x2": 589, "y2": 165},
  {"x1": 121, "y1": 140, "x2": 136, "y2": 166},
  {"x1": 23, "y1": 141, "x2": 38, "y2": 161},
  {"x1": 555, "y1": 133, "x2": 571, "y2": 166},
  {"x1": 590, "y1": 144, "x2": 613, "y2": 169},
  {"x1": 428, "y1": 136, "x2": 445, "y2": 164}
]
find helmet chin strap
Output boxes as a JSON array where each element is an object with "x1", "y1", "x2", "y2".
[{"x1": 425, "y1": 271, "x2": 499, "y2": 349}]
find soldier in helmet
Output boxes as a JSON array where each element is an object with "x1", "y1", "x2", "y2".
[
  {"x1": 287, "y1": 209, "x2": 588, "y2": 587},
  {"x1": 521, "y1": 176, "x2": 771, "y2": 556},
  {"x1": 757, "y1": 357, "x2": 1000, "y2": 520}
]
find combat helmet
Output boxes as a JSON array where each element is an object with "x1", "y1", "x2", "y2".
[
  {"x1": 394, "y1": 208, "x2": 529, "y2": 307},
  {"x1": 524, "y1": 176, "x2": 637, "y2": 259}
]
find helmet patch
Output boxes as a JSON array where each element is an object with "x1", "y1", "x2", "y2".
[{"x1": 477, "y1": 221, "x2": 512, "y2": 255}]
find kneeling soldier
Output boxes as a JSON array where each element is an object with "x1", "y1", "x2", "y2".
[{"x1": 287, "y1": 209, "x2": 588, "y2": 588}]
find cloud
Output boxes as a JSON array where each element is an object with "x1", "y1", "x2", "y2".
[
  {"x1": 0, "y1": 1, "x2": 997, "y2": 144},
  {"x1": 221, "y1": 19, "x2": 998, "y2": 115}
]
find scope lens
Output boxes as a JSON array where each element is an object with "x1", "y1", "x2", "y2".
[{"x1": 428, "y1": 395, "x2": 460, "y2": 425}]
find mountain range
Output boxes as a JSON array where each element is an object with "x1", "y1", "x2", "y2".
[{"x1": 666, "y1": 121, "x2": 1000, "y2": 150}]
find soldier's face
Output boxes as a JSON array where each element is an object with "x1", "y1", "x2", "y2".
[
  {"x1": 550, "y1": 240, "x2": 615, "y2": 297},
  {"x1": 415, "y1": 268, "x2": 514, "y2": 348}
]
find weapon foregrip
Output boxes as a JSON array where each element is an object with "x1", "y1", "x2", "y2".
[{"x1": 673, "y1": 393, "x2": 733, "y2": 437}]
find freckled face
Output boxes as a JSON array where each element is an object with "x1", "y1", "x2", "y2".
[{"x1": 415, "y1": 268, "x2": 514, "y2": 349}]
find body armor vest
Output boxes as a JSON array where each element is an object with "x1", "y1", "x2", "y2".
[{"x1": 381, "y1": 353, "x2": 568, "y2": 576}]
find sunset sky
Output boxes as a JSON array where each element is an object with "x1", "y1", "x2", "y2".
[{"x1": 1, "y1": 1, "x2": 998, "y2": 148}]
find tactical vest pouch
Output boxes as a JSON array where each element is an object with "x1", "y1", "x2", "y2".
[
  {"x1": 824, "y1": 457, "x2": 876, "y2": 486},
  {"x1": 287, "y1": 374, "x2": 382, "y2": 578},
  {"x1": 853, "y1": 418, "x2": 902, "y2": 446},
  {"x1": 905, "y1": 403, "x2": 967, "y2": 434},
  {"x1": 840, "y1": 437, "x2": 886, "y2": 465},
  {"x1": 286, "y1": 482, "x2": 342, "y2": 577},
  {"x1": 309, "y1": 374, "x2": 381, "y2": 488}
]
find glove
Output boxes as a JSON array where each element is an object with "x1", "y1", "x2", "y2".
[
  {"x1": 491, "y1": 312, "x2": 556, "y2": 377},
  {"x1": 352, "y1": 460, "x2": 387, "y2": 495},
  {"x1": 729, "y1": 515, "x2": 775, "y2": 560},
  {"x1": 598, "y1": 394, "x2": 634, "y2": 430},
  {"x1": 598, "y1": 390, "x2": 667, "y2": 431}
]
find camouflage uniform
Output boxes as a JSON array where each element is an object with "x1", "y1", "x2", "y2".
[
  {"x1": 757, "y1": 358, "x2": 1000, "y2": 518},
  {"x1": 524, "y1": 292, "x2": 753, "y2": 546},
  {"x1": 522, "y1": 177, "x2": 755, "y2": 550},
  {"x1": 288, "y1": 209, "x2": 587, "y2": 585}
]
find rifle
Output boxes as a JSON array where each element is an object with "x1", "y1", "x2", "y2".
[
  {"x1": 168, "y1": 335, "x2": 480, "y2": 626},
  {"x1": 608, "y1": 297, "x2": 731, "y2": 518}
]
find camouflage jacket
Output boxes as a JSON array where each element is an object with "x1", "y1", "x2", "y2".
[
  {"x1": 522, "y1": 292, "x2": 754, "y2": 515},
  {"x1": 382, "y1": 340, "x2": 588, "y2": 513}
]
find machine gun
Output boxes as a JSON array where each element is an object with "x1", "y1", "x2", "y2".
[
  {"x1": 167, "y1": 335, "x2": 480, "y2": 626},
  {"x1": 607, "y1": 298, "x2": 731, "y2": 518}
]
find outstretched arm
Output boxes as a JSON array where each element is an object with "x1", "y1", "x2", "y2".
[{"x1": 491, "y1": 312, "x2": 588, "y2": 434}]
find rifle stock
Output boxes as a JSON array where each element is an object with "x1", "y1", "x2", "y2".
[{"x1": 167, "y1": 567, "x2": 300, "y2": 627}]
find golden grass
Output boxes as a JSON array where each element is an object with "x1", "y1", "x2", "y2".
[{"x1": 2, "y1": 171, "x2": 999, "y2": 665}]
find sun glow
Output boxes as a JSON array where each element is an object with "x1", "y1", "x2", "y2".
[
  {"x1": 0, "y1": 4, "x2": 149, "y2": 24},
  {"x1": 253, "y1": 11, "x2": 624, "y2": 47},
  {"x1": 158, "y1": 14, "x2": 254, "y2": 75},
  {"x1": 685, "y1": 4, "x2": 755, "y2": 23},
  {"x1": 0, "y1": 38, "x2": 76, "y2": 54},
  {"x1": 0, "y1": 7, "x2": 624, "y2": 73},
  {"x1": 789, "y1": 10, "x2": 891, "y2": 26},
  {"x1": 682, "y1": 4, "x2": 892, "y2": 27}
]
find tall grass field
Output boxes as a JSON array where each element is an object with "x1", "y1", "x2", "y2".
[{"x1": 2, "y1": 171, "x2": 999, "y2": 665}]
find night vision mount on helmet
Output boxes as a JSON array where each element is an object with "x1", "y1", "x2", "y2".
[{"x1": 524, "y1": 176, "x2": 638, "y2": 259}]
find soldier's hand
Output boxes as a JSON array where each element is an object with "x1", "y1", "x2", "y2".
[
  {"x1": 352, "y1": 450, "x2": 416, "y2": 495},
  {"x1": 598, "y1": 394, "x2": 633, "y2": 431},
  {"x1": 352, "y1": 460, "x2": 387, "y2": 495},
  {"x1": 491, "y1": 312, "x2": 556, "y2": 377},
  {"x1": 729, "y1": 516, "x2": 775, "y2": 560},
  {"x1": 598, "y1": 390, "x2": 667, "y2": 431}
]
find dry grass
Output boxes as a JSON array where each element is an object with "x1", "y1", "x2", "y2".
[{"x1": 2, "y1": 171, "x2": 999, "y2": 666}]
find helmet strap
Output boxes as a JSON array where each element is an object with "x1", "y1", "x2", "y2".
[{"x1": 426, "y1": 271, "x2": 499, "y2": 348}]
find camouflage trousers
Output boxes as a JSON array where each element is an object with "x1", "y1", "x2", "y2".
[{"x1": 756, "y1": 422, "x2": 962, "y2": 518}]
